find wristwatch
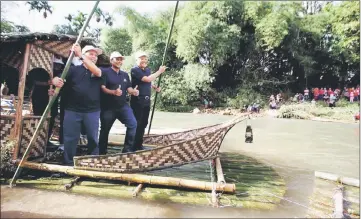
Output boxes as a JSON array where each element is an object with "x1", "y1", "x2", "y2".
[{"x1": 79, "y1": 55, "x2": 85, "y2": 61}]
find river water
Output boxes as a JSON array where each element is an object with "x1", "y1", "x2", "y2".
[{"x1": 1, "y1": 113, "x2": 359, "y2": 218}]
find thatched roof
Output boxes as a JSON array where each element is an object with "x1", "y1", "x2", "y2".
[
  {"x1": 0, "y1": 32, "x2": 94, "y2": 43},
  {"x1": 1, "y1": 32, "x2": 110, "y2": 67}
]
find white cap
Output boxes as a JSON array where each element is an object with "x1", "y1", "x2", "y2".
[
  {"x1": 110, "y1": 51, "x2": 124, "y2": 61},
  {"x1": 82, "y1": 45, "x2": 103, "y2": 55},
  {"x1": 135, "y1": 51, "x2": 148, "y2": 59},
  {"x1": 53, "y1": 56, "x2": 64, "y2": 65}
]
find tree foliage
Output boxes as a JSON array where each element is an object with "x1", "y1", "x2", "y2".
[
  {"x1": 26, "y1": 1, "x2": 53, "y2": 18},
  {"x1": 99, "y1": 1, "x2": 359, "y2": 109},
  {"x1": 100, "y1": 28, "x2": 132, "y2": 55},
  {"x1": 4, "y1": 1, "x2": 356, "y2": 109}
]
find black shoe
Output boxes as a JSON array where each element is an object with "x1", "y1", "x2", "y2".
[
  {"x1": 136, "y1": 145, "x2": 146, "y2": 151},
  {"x1": 122, "y1": 147, "x2": 135, "y2": 153}
]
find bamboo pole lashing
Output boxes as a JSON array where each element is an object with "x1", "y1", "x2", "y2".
[{"x1": 20, "y1": 161, "x2": 236, "y2": 193}]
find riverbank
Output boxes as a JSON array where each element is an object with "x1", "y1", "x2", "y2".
[{"x1": 191, "y1": 102, "x2": 359, "y2": 123}]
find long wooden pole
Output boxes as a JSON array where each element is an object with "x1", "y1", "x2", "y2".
[
  {"x1": 19, "y1": 161, "x2": 236, "y2": 193},
  {"x1": 147, "y1": 1, "x2": 179, "y2": 135},
  {"x1": 12, "y1": 43, "x2": 31, "y2": 160},
  {"x1": 9, "y1": 1, "x2": 101, "y2": 188}
]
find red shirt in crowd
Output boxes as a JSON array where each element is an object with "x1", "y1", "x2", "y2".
[{"x1": 327, "y1": 88, "x2": 333, "y2": 96}]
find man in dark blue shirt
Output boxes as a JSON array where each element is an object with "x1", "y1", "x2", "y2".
[
  {"x1": 99, "y1": 51, "x2": 139, "y2": 154},
  {"x1": 130, "y1": 52, "x2": 166, "y2": 151},
  {"x1": 52, "y1": 44, "x2": 103, "y2": 165}
]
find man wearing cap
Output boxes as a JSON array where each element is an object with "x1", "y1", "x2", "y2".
[
  {"x1": 52, "y1": 43, "x2": 103, "y2": 165},
  {"x1": 98, "y1": 51, "x2": 139, "y2": 154},
  {"x1": 130, "y1": 52, "x2": 166, "y2": 151}
]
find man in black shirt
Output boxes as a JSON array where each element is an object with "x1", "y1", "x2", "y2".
[
  {"x1": 52, "y1": 44, "x2": 103, "y2": 165},
  {"x1": 99, "y1": 51, "x2": 139, "y2": 154},
  {"x1": 130, "y1": 52, "x2": 166, "y2": 151}
]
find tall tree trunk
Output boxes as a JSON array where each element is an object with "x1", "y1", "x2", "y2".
[{"x1": 339, "y1": 62, "x2": 348, "y2": 90}]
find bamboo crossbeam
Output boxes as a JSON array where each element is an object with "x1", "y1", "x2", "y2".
[
  {"x1": 315, "y1": 171, "x2": 359, "y2": 187},
  {"x1": 20, "y1": 161, "x2": 236, "y2": 193}
]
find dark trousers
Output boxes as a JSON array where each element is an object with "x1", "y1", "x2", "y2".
[
  {"x1": 130, "y1": 97, "x2": 150, "y2": 150},
  {"x1": 63, "y1": 110, "x2": 100, "y2": 165},
  {"x1": 48, "y1": 95, "x2": 60, "y2": 143},
  {"x1": 99, "y1": 104, "x2": 137, "y2": 155}
]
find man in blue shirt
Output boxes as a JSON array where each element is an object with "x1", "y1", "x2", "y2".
[
  {"x1": 130, "y1": 52, "x2": 166, "y2": 151},
  {"x1": 99, "y1": 51, "x2": 139, "y2": 154},
  {"x1": 52, "y1": 43, "x2": 103, "y2": 165}
]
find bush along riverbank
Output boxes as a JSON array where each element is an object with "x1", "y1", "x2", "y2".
[
  {"x1": 157, "y1": 99, "x2": 359, "y2": 123},
  {"x1": 275, "y1": 100, "x2": 360, "y2": 123}
]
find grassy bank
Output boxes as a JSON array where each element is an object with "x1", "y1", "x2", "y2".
[{"x1": 276, "y1": 100, "x2": 359, "y2": 122}]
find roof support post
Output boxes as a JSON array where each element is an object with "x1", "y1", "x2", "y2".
[{"x1": 12, "y1": 43, "x2": 31, "y2": 160}]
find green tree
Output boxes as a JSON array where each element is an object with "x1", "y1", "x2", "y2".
[
  {"x1": 103, "y1": 1, "x2": 360, "y2": 110},
  {"x1": 100, "y1": 28, "x2": 132, "y2": 55}
]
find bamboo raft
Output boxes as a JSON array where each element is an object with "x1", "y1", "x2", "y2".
[
  {"x1": 11, "y1": 152, "x2": 287, "y2": 209},
  {"x1": 11, "y1": 114, "x2": 251, "y2": 195}
]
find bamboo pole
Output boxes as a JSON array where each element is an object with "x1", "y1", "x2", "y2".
[
  {"x1": 315, "y1": 171, "x2": 360, "y2": 187},
  {"x1": 332, "y1": 185, "x2": 345, "y2": 218},
  {"x1": 147, "y1": 1, "x2": 179, "y2": 135},
  {"x1": 9, "y1": 1, "x2": 101, "y2": 188},
  {"x1": 19, "y1": 161, "x2": 236, "y2": 193},
  {"x1": 215, "y1": 157, "x2": 225, "y2": 184},
  {"x1": 132, "y1": 184, "x2": 144, "y2": 197},
  {"x1": 210, "y1": 159, "x2": 220, "y2": 207},
  {"x1": 12, "y1": 43, "x2": 31, "y2": 160}
]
